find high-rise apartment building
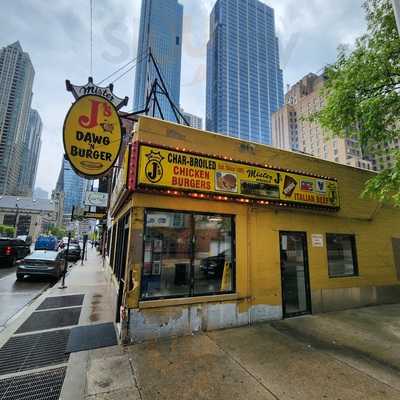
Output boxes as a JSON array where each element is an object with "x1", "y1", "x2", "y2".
[
  {"x1": 0, "y1": 41, "x2": 34, "y2": 195},
  {"x1": 272, "y1": 73, "x2": 372, "y2": 170},
  {"x1": 19, "y1": 109, "x2": 42, "y2": 196},
  {"x1": 206, "y1": 0, "x2": 284, "y2": 144},
  {"x1": 179, "y1": 108, "x2": 203, "y2": 130},
  {"x1": 366, "y1": 140, "x2": 400, "y2": 171},
  {"x1": 133, "y1": 0, "x2": 183, "y2": 122},
  {"x1": 55, "y1": 158, "x2": 90, "y2": 222}
]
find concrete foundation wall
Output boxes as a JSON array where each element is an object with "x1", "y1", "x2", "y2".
[
  {"x1": 128, "y1": 303, "x2": 282, "y2": 343},
  {"x1": 311, "y1": 284, "x2": 400, "y2": 313}
]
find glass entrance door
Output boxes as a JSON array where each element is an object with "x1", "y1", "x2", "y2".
[{"x1": 280, "y1": 232, "x2": 311, "y2": 317}]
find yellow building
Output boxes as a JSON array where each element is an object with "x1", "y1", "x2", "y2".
[{"x1": 108, "y1": 116, "x2": 400, "y2": 343}]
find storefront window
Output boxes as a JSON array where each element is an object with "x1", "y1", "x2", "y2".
[
  {"x1": 141, "y1": 210, "x2": 235, "y2": 300},
  {"x1": 194, "y1": 215, "x2": 233, "y2": 295},
  {"x1": 326, "y1": 234, "x2": 358, "y2": 277}
]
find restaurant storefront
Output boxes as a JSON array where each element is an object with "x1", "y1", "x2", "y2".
[{"x1": 108, "y1": 116, "x2": 400, "y2": 343}]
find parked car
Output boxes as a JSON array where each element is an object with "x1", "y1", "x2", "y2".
[
  {"x1": 199, "y1": 250, "x2": 231, "y2": 278},
  {"x1": 34, "y1": 235, "x2": 58, "y2": 251},
  {"x1": 0, "y1": 238, "x2": 31, "y2": 267},
  {"x1": 67, "y1": 243, "x2": 81, "y2": 262},
  {"x1": 16, "y1": 250, "x2": 65, "y2": 281},
  {"x1": 17, "y1": 235, "x2": 32, "y2": 246}
]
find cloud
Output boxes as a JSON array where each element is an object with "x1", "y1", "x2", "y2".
[{"x1": 0, "y1": 0, "x2": 367, "y2": 194}]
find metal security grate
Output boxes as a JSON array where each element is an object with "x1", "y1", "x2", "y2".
[
  {"x1": 0, "y1": 330, "x2": 70, "y2": 376},
  {"x1": 37, "y1": 295, "x2": 84, "y2": 310},
  {"x1": 66, "y1": 323, "x2": 118, "y2": 353},
  {"x1": 0, "y1": 367, "x2": 66, "y2": 400},
  {"x1": 16, "y1": 308, "x2": 81, "y2": 334}
]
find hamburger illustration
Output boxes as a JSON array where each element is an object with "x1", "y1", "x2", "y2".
[{"x1": 216, "y1": 172, "x2": 238, "y2": 192}]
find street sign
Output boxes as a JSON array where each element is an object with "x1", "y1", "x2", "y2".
[
  {"x1": 85, "y1": 191, "x2": 109, "y2": 207},
  {"x1": 83, "y1": 211, "x2": 107, "y2": 220},
  {"x1": 79, "y1": 220, "x2": 91, "y2": 235}
]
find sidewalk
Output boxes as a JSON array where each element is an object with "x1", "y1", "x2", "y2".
[
  {"x1": 59, "y1": 247, "x2": 140, "y2": 400},
  {"x1": 1, "y1": 248, "x2": 400, "y2": 400},
  {"x1": 0, "y1": 247, "x2": 140, "y2": 400}
]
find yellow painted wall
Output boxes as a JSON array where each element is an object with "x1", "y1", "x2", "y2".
[{"x1": 120, "y1": 116, "x2": 400, "y2": 310}]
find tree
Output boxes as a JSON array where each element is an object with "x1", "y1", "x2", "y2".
[
  {"x1": 311, "y1": 0, "x2": 400, "y2": 205},
  {"x1": 0, "y1": 225, "x2": 16, "y2": 237},
  {"x1": 48, "y1": 225, "x2": 67, "y2": 239}
]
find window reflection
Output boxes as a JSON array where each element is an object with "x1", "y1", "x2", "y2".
[
  {"x1": 142, "y1": 212, "x2": 191, "y2": 299},
  {"x1": 141, "y1": 211, "x2": 235, "y2": 299},
  {"x1": 194, "y1": 215, "x2": 233, "y2": 295},
  {"x1": 327, "y1": 234, "x2": 358, "y2": 277}
]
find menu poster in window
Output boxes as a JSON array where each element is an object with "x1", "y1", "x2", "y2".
[{"x1": 136, "y1": 144, "x2": 340, "y2": 209}]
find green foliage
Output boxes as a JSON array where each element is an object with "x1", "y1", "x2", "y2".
[
  {"x1": 0, "y1": 225, "x2": 16, "y2": 237},
  {"x1": 311, "y1": 0, "x2": 400, "y2": 205},
  {"x1": 48, "y1": 225, "x2": 67, "y2": 239}
]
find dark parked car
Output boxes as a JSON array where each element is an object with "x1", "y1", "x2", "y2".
[
  {"x1": 200, "y1": 250, "x2": 231, "y2": 278},
  {"x1": 16, "y1": 250, "x2": 65, "y2": 281},
  {"x1": 17, "y1": 235, "x2": 32, "y2": 246},
  {"x1": 0, "y1": 238, "x2": 31, "y2": 267},
  {"x1": 67, "y1": 244, "x2": 81, "y2": 262}
]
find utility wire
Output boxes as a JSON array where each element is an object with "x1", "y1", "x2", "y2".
[
  {"x1": 90, "y1": 0, "x2": 94, "y2": 76},
  {"x1": 97, "y1": 49, "x2": 149, "y2": 86},
  {"x1": 110, "y1": 52, "x2": 149, "y2": 85}
]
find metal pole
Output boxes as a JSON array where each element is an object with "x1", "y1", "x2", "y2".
[
  {"x1": 15, "y1": 203, "x2": 19, "y2": 236},
  {"x1": 81, "y1": 235, "x2": 87, "y2": 265},
  {"x1": 59, "y1": 231, "x2": 71, "y2": 289},
  {"x1": 393, "y1": 0, "x2": 400, "y2": 35}
]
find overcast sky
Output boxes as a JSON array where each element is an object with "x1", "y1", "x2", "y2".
[{"x1": 0, "y1": 0, "x2": 366, "y2": 195}]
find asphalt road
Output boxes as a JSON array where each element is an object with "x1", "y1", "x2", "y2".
[{"x1": 0, "y1": 266, "x2": 50, "y2": 331}]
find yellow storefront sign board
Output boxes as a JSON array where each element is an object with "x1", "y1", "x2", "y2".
[
  {"x1": 137, "y1": 144, "x2": 340, "y2": 208},
  {"x1": 63, "y1": 95, "x2": 122, "y2": 177}
]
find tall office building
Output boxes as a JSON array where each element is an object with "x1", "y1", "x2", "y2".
[
  {"x1": 206, "y1": 0, "x2": 284, "y2": 144},
  {"x1": 55, "y1": 158, "x2": 90, "y2": 222},
  {"x1": 19, "y1": 109, "x2": 42, "y2": 196},
  {"x1": 272, "y1": 73, "x2": 372, "y2": 170},
  {"x1": 179, "y1": 108, "x2": 203, "y2": 129},
  {"x1": 34, "y1": 187, "x2": 48, "y2": 199},
  {"x1": 133, "y1": 0, "x2": 183, "y2": 122},
  {"x1": 0, "y1": 41, "x2": 34, "y2": 195}
]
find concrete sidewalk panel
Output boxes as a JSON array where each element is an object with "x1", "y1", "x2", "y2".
[
  {"x1": 86, "y1": 355, "x2": 135, "y2": 396},
  {"x1": 208, "y1": 324, "x2": 400, "y2": 400},
  {"x1": 86, "y1": 388, "x2": 141, "y2": 400},
  {"x1": 128, "y1": 334, "x2": 277, "y2": 400}
]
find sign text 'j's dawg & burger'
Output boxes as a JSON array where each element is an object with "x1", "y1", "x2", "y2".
[
  {"x1": 63, "y1": 95, "x2": 122, "y2": 177},
  {"x1": 63, "y1": 79, "x2": 125, "y2": 178}
]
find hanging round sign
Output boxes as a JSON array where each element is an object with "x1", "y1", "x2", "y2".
[{"x1": 63, "y1": 94, "x2": 122, "y2": 178}]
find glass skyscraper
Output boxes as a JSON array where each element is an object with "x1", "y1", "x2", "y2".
[
  {"x1": 19, "y1": 108, "x2": 42, "y2": 196},
  {"x1": 206, "y1": 0, "x2": 284, "y2": 144},
  {"x1": 133, "y1": 0, "x2": 183, "y2": 122},
  {"x1": 56, "y1": 159, "x2": 89, "y2": 219},
  {"x1": 0, "y1": 41, "x2": 35, "y2": 195}
]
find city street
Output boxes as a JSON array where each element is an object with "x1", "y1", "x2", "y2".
[{"x1": 0, "y1": 266, "x2": 50, "y2": 331}]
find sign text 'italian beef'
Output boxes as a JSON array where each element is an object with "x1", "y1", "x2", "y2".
[
  {"x1": 63, "y1": 95, "x2": 122, "y2": 177},
  {"x1": 137, "y1": 145, "x2": 340, "y2": 209}
]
